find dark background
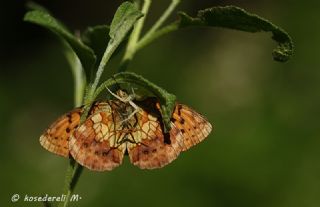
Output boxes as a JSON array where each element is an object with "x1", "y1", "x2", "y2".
[{"x1": 1, "y1": 0, "x2": 319, "y2": 207}]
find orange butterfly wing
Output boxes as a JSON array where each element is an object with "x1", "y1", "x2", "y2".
[
  {"x1": 127, "y1": 109, "x2": 184, "y2": 169},
  {"x1": 171, "y1": 104, "x2": 212, "y2": 151},
  {"x1": 69, "y1": 102, "x2": 126, "y2": 171},
  {"x1": 39, "y1": 107, "x2": 82, "y2": 157},
  {"x1": 127, "y1": 98, "x2": 212, "y2": 169}
]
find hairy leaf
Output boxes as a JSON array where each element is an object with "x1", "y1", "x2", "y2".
[
  {"x1": 82, "y1": 25, "x2": 128, "y2": 67},
  {"x1": 178, "y1": 6, "x2": 293, "y2": 62},
  {"x1": 87, "y1": 2, "x2": 143, "y2": 96},
  {"x1": 109, "y1": 1, "x2": 143, "y2": 42}
]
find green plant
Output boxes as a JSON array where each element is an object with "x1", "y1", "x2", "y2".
[{"x1": 24, "y1": 1, "x2": 293, "y2": 207}]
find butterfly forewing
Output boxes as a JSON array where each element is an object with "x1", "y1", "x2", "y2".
[
  {"x1": 39, "y1": 107, "x2": 82, "y2": 157},
  {"x1": 171, "y1": 104, "x2": 212, "y2": 151}
]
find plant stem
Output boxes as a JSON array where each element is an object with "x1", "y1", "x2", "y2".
[
  {"x1": 137, "y1": 0, "x2": 180, "y2": 51},
  {"x1": 59, "y1": 1, "x2": 178, "y2": 206},
  {"x1": 59, "y1": 160, "x2": 83, "y2": 207},
  {"x1": 136, "y1": 22, "x2": 179, "y2": 51},
  {"x1": 119, "y1": 0, "x2": 151, "y2": 72},
  {"x1": 73, "y1": 67, "x2": 85, "y2": 107},
  {"x1": 59, "y1": 50, "x2": 86, "y2": 207},
  {"x1": 59, "y1": 3, "x2": 146, "y2": 205},
  {"x1": 88, "y1": 39, "x2": 120, "y2": 102}
]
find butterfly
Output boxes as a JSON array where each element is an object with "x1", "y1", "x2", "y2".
[{"x1": 40, "y1": 91, "x2": 212, "y2": 171}]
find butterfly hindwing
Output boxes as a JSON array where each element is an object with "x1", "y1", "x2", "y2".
[{"x1": 127, "y1": 109, "x2": 184, "y2": 169}]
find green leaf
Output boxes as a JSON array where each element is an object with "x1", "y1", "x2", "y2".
[
  {"x1": 63, "y1": 43, "x2": 86, "y2": 107},
  {"x1": 26, "y1": 1, "x2": 50, "y2": 13},
  {"x1": 87, "y1": 2, "x2": 143, "y2": 99},
  {"x1": 81, "y1": 25, "x2": 128, "y2": 66},
  {"x1": 178, "y1": 6, "x2": 294, "y2": 62},
  {"x1": 82, "y1": 25, "x2": 110, "y2": 64},
  {"x1": 94, "y1": 72, "x2": 176, "y2": 132},
  {"x1": 109, "y1": 1, "x2": 143, "y2": 43},
  {"x1": 24, "y1": 10, "x2": 96, "y2": 78}
]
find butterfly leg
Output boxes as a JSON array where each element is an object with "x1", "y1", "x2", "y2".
[
  {"x1": 119, "y1": 103, "x2": 141, "y2": 124},
  {"x1": 105, "y1": 87, "x2": 141, "y2": 124},
  {"x1": 106, "y1": 87, "x2": 129, "y2": 102}
]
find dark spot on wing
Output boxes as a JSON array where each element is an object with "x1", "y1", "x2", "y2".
[
  {"x1": 163, "y1": 133, "x2": 171, "y2": 144},
  {"x1": 67, "y1": 114, "x2": 72, "y2": 123},
  {"x1": 177, "y1": 105, "x2": 182, "y2": 116}
]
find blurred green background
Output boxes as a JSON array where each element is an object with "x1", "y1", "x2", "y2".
[{"x1": 1, "y1": 0, "x2": 319, "y2": 206}]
